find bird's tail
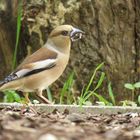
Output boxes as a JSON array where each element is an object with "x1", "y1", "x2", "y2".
[
  {"x1": 0, "y1": 73, "x2": 19, "y2": 91},
  {"x1": 0, "y1": 80, "x2": 22, "y2": 91}
]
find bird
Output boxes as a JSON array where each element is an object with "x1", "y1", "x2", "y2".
[{"x1": 0, "y1": 25, "x2": 84, "y2": 104}]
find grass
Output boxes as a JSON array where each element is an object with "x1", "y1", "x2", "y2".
[
  {"x1": 60, "y1": 71, "x2": 75, "y2": 104},
  {"x1": 108, "y1": 82, "x2": 115, "y2": 105},
  {"x1": 3, "y1": 61, "x2": 140, "y2": 107},
  {"x1": 3, "y1": 90, "x2": 22, "y2": 103},
  {"x1": 46, "y1": 87, "x2": 53, "y2": 102},
  {"x1": 3, "y1": 0, "x2": 23, "y2": 102},
  {"x1": 94, "y1": 82, "x2": 115, "y2": 106},
  {"x1": 12, "y1": 0, "x2": 22, "y2": 70},
  {"x1": 120, "y1": 100, "x2": 137, "y2": 107},
  {"x1": 58, "y1": 62, "x2": 113, "y2": 106},
  {"x1": 43, "y1": 62, "x2": 109, "y2": 106},
  {"x1": 78, "y1": 63, "x2": 105, "y2": 106}
]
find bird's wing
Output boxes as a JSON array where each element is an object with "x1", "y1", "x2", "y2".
[{"x1": 2, "y1": 47, "x2": 58, "y2": 84}]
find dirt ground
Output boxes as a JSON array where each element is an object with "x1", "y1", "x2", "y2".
[{"x1": 0, "y1": 106, "x2": 140, "y2": 140}]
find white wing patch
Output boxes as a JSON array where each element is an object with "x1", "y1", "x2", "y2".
[
  {"x1": 16, "y1": 69, "x2": 31, "y2": 77},
  {"x1": 15, "y1": 58, "x2": 57, "y2": 78},
  {"x1": 31, "y1": 59, "x2": 57, "y2": 69}
]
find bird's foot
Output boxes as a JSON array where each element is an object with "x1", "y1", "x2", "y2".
[
  {"x1": 47, "y1": 101, "x2": 55, "y2": 105},
  {"x1": 44, "y1": 99, "x2": 55, "y2": 105},
  {"x1": 37, "y1": 95, "x2": 55, "y2": 104}
]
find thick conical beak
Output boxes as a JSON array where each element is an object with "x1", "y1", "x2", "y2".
[{"x1": 70, "y1": 27, "x2": 85, "y2": 41}]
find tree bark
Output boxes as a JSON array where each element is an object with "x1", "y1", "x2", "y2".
[
  {"x1": 0, "y1": 0, "x2": 15, "y2": 78},
  {"x1": 0, "y1": 0, "x2": 139, "y2": 101}
]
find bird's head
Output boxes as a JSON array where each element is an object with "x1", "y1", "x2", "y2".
[
  {"x1": 47, "y1": 25, "x2": 84, "y2": 53},
  {"x1": 49, "y1": 25, "x2": 84, "y2": 42}
]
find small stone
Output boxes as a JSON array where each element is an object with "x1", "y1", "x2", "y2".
[
  {"x1": 39, "y1": 134, "x2": 58, "y2": 140},
  {"x1": 33, "y1": 100, "x2": 40, "y2": 104},
  {"x1": 133, "y1": 130, "x2": 140, "y2": 137},
  {"x1": 66, "y1": 113, "x2": 85, "y2": 123}
]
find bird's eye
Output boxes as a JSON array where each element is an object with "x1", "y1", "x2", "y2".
[{"x1": 61, "y1": 31, "x2": 69, "y2": 36}]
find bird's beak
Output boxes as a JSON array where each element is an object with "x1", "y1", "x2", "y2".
[{"x1": 70, "y1": 27, "x2": 85, "y2": 42}]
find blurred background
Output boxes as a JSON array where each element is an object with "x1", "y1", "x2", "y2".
[{"x1": 0, "y1": 0, "x2": 140, "y2": 105}]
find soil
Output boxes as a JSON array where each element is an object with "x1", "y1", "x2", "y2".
[{"x1": 0, "y1": 106, "x2": 140, "y2": 140}]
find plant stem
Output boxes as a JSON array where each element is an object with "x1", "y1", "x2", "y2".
[
  {"x1": 132, "y1": 89, "x2": 135, "y2": 101},
  {"x1": 12, "y1": 0, "x2": 22, "y2": 70}
]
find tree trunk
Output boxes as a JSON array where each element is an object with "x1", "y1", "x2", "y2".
[{"x1": 0, "y1": 0, "x2": 139, "y2": 101}]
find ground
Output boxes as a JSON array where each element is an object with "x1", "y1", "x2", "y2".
[{"x1": 0, "y1": 106, "x2": 140, "y2": 140}]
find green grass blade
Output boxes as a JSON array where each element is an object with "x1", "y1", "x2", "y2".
[
  {"x1": 82, "y1": 91, "x2": 91, "y2": 99},
  {"x1": 93, "y1": 92, "x2": 111, "y2": 105},
  {"x1": 60, "y1": 71, "x2": 74, "y2": 104},
  {"x1": 78, "y1": 97, "x2": 85, "y2": 106},
  {"x1": 60, "y1": 83, "x2": 67, "y2": 104},
  {"x1": 81, "y1": 86, "x2": 85, "y2": 97},
  {"x1": 93, "y1": 72, "x2": 105, "y2": 91},
  {"x1": 85, "y1": 62, "x2": 104, "y2": 94},
  {"x1": 46, "y1": 87, "x2": 53, "y2": 102},
  {"x1": 66, "y1": 92, "x2": 73, "y2": 104},
  {"x1": 108, "y1": 82, "x2": 116, "y2": 105},
  {"x1": 12, "y1": 0, "x2": 22, "y2": 69},
  {"x1": 83, "y1": 91, "x2": 94, "y2": 101}
]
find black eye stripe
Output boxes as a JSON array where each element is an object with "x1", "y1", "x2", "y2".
[{"x1": 61, "y1": 31, "x2": 69, "y2": 36}]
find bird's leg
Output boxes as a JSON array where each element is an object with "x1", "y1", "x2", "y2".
[
  {"x1": 23, "y1": 92, "x2": 31, "y2": 104},
  {"x1": 36, "y1": 89, "x2": 53, "y2": 104},
  {"x1": 21, "y1": 92, "x2": 37, "y2": 115}
]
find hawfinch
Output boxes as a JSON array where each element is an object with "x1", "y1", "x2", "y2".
[{"x1": 0, "y1": 25, "x2": 84, "y2": 104}]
